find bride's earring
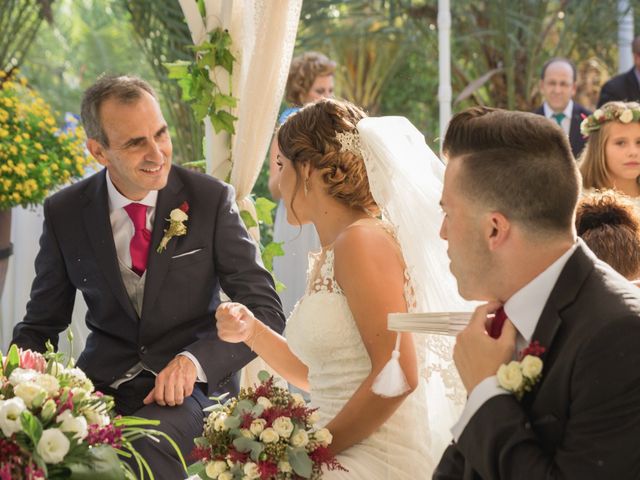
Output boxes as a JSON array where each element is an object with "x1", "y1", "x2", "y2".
[{"x1": 304, "y1": 178, "x2": 310, "y2": 196}]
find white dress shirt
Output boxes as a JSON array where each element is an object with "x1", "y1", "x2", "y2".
[
  {"x1": 543, "y1": 100, "x2": 573, "y2": 136},
  {"x1": 105, "y1": 172, "x2": 207, "y2": 383},
  {"x1": 450, "y1": 242, "x2": 578, "y2": 441}
]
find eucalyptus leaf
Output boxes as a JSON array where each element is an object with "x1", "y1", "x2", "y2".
[
  {"x1": 288, "y1": 447, "x2": 313, "y2": 478},
  {"x1": 257, "y1": 370, "x2": 271, "y2": 383},
  {"x1": 250, "y1": 404, "x2": 264, "y2": 417},
  {"x1": 235, "y1": 399, "x2": 254, "y2": 415},
  {"x1": 232, "y1": 436, "x2": 254, "y2": 453},
  {"x1": 249, "y1": 441, "x2": 265, "y2": 462},
  {"x1": 224, "y1": 415, "x2": 242, "y2": 429}
]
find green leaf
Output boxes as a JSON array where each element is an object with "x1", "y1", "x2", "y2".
[
  {"x1": 197, "y1": 0, "x2": 206, "y2": 18},
  {"x1": 232, "y1": 436, "x2": 254, "y2": 452},
  {"x1": 213, "y1": 93, "x2": 237, "y2": 111},
  {"x1": 186, "y1": 460, "x2": 206, "y2": 476},
  {"x1": 275, "y1": 279, "x2": 286, "y2": 294},
  {"x1": 240, "y1": 210, "x2": 257, "y2": 229},
  {"x1": 257, "y1": 370, "x2": 271, "y2": 383},
  {"x1": 164, "y1": 60, "x2": 191, "y2": 79},
  {"x1": 288, "y1": 447, "x2": 313, "y2": 478},
  {"x1": 5, "y1": 343, "x2": 20, "y2": 377},
  {"x1": 250, "y1": 404, "x2": 264, "y2": 417},
  {"x1": 261, "y1": 241, "x2": 285, "y2": 271},
  {"x1": 217, "y1": 49, "x2": 235, "y2": 74},
  {"x1": 192, "y1": 98, "x2": 212, "y2": 122},
  {"x1": 209, "y1": 110, "x2": 237, "y2": 135},
  {"x1": 68, "y1": 445, "x2": 126, "y2": 480},
  {"x1": 20, "y1": 411, "x2": 43, "y2": 445},
  {"x1": 255, "y1": 197, "x2": 277, "y2": 225},
  {"x1": 249, "y1": 441, "x2": 265, "y2": 462}
]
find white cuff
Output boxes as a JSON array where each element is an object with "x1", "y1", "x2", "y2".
[
  {"x1": 450, "y1": 376, "x2": 508, "y2": 441},
  {"x1": 178, "y1": 352, "x2": 208, "y2": 383}
]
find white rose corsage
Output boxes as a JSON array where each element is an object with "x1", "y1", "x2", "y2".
[
  {"x1": 156, "y1": 201, "x2": 189, "y2": 253},
  {"x1": 497, "y1": 341, "x2": 545, "y2": 401}
]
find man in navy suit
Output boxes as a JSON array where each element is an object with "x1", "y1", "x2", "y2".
[
  {"x1": 434, "y1": 107, "x2": 640, "y2": 479},
  {"x1": 12, "y1": 75, "x2": 286, "y2": 479},
  {"x1": 534, "y1": 58, "x2": 591, "y2": 160},
  {"x1": 598, "y1": 36, "x2": 640, "y2": 107}
]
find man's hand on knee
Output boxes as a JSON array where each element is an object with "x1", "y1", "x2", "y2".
[{"x1": 143, "y1": 356, "x2": 197, "y2": 406}]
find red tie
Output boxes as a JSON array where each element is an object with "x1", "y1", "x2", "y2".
[
  {"x1": 124, "y1": 203, "x2": 151, "y2": 276},
  {"x1": 489, "y1": 307, "x2": 507, "y2": 339}
]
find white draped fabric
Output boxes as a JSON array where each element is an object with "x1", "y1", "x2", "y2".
[{"x1": 179, "y1": 0, "x2": 302, "y2": 387}]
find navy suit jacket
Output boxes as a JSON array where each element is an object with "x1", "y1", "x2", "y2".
[
  {"x1": 533, "y1": 103, "x2": 591, "y2": 159},
  {"x1": 597, "y1": 67, "x2": 640, "y2": 107},
  {"x1": 13, "y1": 165, "x2": 285, "y2": 395},
  {"x1": 433, "y1": 243, "x2": 640, "y2": 479}
]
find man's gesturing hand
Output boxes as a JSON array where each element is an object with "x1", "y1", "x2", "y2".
[{"x1": 453, "y1": 302, "x2": 517, "y2": 393}]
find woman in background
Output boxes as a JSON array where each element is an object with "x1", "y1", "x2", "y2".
[{"x1": 269, "y1": 51, "x2": 336, "y2": 316}]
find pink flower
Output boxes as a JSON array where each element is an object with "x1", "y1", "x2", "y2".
[{"x1": 13, "y1": 349, "x2": 47, "y2": 372}]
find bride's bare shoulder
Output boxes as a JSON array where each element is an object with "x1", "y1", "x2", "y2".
[{"x1": 333, "y1": 220, "x2": 403, "y2": 271}]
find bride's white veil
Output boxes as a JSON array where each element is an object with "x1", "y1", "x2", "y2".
[{"x1": 356, "y1": 116, "x2": 471, "y2": 457}]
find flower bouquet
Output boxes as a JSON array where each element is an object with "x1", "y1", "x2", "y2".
[
  {"x1": 188, "y1": 371, "x2": 345, "y2": 479},
  {"x1": 0, "y1": 339, "x2": 184, "y2": 479}
]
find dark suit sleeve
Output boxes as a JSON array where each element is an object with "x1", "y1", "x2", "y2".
[
  {"x1": 449, "y1": 316, "x2": 640, "y2": 480},
  {"x1": 12, "y1": 198, "x2": 76, "y2": 351},
  {"x1": 597, "y1": 80, "x2": 616, "y2": 107},
  {"x1": 184, "y1": 184, "x2": 285, "y2": 389}
]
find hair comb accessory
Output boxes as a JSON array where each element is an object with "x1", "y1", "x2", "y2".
[{"x1": 335, "y1": 130, "x2": 363, "y2": 157}]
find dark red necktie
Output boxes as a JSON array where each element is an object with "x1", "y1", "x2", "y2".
[
  {"x1": 489, "y1": 307, "x2": 507, "y2": 339},
  {"x1": 124, "y1": 203, "x2": 151, "y2": 276}
]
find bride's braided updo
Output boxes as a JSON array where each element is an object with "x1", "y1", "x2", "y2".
[{"x1": 277, "y1": 98, "x2": 379, "y2": 215}]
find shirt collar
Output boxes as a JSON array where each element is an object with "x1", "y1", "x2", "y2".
[
  {"x1": 105, "y1": 170, "x2": 158, "y2": 212},
  {"x1": 543, "y1": 100, "x2": 574, "y2": 119},
  {"x1": 503, "y1": 242, "x2": 579, "y2": 342}
]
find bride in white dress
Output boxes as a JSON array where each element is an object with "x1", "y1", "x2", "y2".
[{"x1": 216, "y1": 98, "x2": 465, "y2": 478}]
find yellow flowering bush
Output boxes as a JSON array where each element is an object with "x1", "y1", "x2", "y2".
[{"x1": 0, "y1": 71, "x2": 91, "y2": 209}]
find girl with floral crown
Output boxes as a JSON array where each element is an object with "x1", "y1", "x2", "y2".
[{"x1": 579, "y1": 101, "x2": 640, "y2": 203}]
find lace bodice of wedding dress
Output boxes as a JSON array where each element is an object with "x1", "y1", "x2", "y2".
[{"x1": 285, "y1": 246, "x2": 435, "y2": 479}]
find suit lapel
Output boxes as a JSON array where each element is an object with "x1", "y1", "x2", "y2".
[
  {"x1": 530, "y1": 241, "x2": 595, "y2": 374},
  {"x1": 81, "y1": 170, "x2": 138, "y2": 320},
  {"x1": 141, "y1": 168, "x2": 185, "y2": 318}
]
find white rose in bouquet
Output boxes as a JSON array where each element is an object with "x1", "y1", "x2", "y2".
[
  {"x1": 278, "y1": 460, "x2": 293, "y2": 473},
  {"x1": 290, "y1": 429, "x2": 309, "y2": 448},
  {"x1": 66, "y1": 367, "x2": 93, "y2": 390},
  {"x1": 249, "y1": 418, "x2": 266, "y2": 436},
  {"x1": 272, "y1": 416, "x2": 294, "y2": 438},
  {"x1": 218, "y1": 472, "x2": 233, "y2": 480},
  {"x1": 213, "y1": 412, "x2": 228, "y2": 432},
  {"x1": 37, "y1": 428, "x2": 70, "y2": 464},
  {"x1": 14, "y1": 381, "x2": 46, "y2": 408},
  {"x1": 240, "y1": 428, "x2": 254, "y2": 439},
  {"x1": 256, "y1": 396, "x2": 272, "y2": 409},
  {"x1": 205, "y1": 460, "x2": 228, "y2": 478},
  {"x1": 259, "y1": 427, "x2": 279, "y2": 443},
  {"x1": 41, "y1": 399, "x2": 58, "y2": 422},
  {"x1": 243, "y1": 462, "x2": 261, "y2": 479},
  {"x1": 308, "y1": 410, "x2": 320, "y2": 425},
  {"x1": 497, "y1": 361, "x2": 524, "y2": 391},
  {"x1": 0, "y1": 397, "x2": 26, "y2": 436},
  {"x1": 56, "y1": 410, "x2": 89, "y2": 440},
  {"x1": 314, "y1": 428, "x2": 333, "y2": 446}
]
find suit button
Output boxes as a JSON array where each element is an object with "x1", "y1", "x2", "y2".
[{"x1": 139, "y1": 346, "x2": 147, "y2": 355}]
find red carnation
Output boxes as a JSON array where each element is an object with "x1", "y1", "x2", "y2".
[
  {"x1": 519, "y1": 340, "x2": 546, "y2": 360},
  {"x1": 179, "y1": 201, "x2": 189, "y2": 213}
]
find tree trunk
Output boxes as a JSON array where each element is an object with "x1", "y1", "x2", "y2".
[{"x1": 0, "y1": 209, "x2": 12, "y2": 300}]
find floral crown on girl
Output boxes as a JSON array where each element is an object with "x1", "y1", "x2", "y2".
[{"x1": 580, "y1": 103, "x2": 640, "y2": 137}]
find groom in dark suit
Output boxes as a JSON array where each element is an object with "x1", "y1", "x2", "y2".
[
  {"x1": 435, "y1": 107, "x2": 640, "y2": 479},
  {"x1": 12, "y1": 75, "x2": 285, "y2": 479}
]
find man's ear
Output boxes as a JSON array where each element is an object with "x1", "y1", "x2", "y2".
[
  {"x1": 487, "y1": 212, "x2": 510, "y2": 251},
  {"x1": 86, "y1": 138, "x2": 108, "y2": 167}
]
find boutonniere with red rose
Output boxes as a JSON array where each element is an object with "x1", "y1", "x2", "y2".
[
  {"x1": 496, "y1": 341, "x2": 546, "y2": 401},
  {"x1": 157, "y1": 201, "x2": 189, "y2": 253}
]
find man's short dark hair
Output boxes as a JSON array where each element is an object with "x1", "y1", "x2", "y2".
[
  {"x1": 442, "y1": 107, "x2": 580, "y2": 235},
  {"x1": 540, "y1": 57, "x2": 577, "y2": 82},
  {"x1": 81, "y1": 75, "x2": 157, "y2": 147}
]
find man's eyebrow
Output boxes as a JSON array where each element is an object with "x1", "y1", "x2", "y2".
[
  {"x1": 121, "y1": 125, "x2": 168, "y2": 148},
  {"x1": 155, "y1": 125, "x2": 168, "y2": 136}
]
